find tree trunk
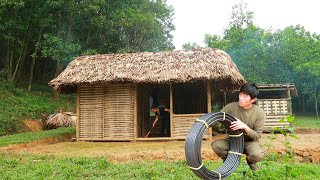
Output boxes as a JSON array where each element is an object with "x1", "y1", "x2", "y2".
[
  {"x1": 28, "y1": 56, "x2": 36, "y2": 91},
  {"x1": 5, "y1": 40, "x2": 10, "y2": 80},
  {"x1": 28, "y1": 31, "x2": 42, "y2": 91},
  {"x1": 55, "y1": 59, "x2": 62, "y2": 78},
  {"x1": 315, "y1": 89, "x2": 319, "y2": 119},
  {"x1": 86, "y1": 30, "x2": 91, "y2": 44},
  {"x1": 11, "y1": 44, "x2": 27, "y2": 83},
  {"x1": 302, "y1": 94, "x2": 306, "y2": 114},
  {"x1": 42, "y1": 60, "x2": 46, "y2": 81},
  {"x1": 6, "y1": 41, "x2": 14, "y2": 82}
]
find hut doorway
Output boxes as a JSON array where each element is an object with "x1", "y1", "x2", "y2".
[
  {"x1": 137, "y1": 80, "x2": 211, "y2": 140},
  {"x1": 137, "y1": 84, "x2": 170, "y2": 138}
]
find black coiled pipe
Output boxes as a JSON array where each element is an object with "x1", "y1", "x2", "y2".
[{"x1": 185, "y1": 112, "x2": 244, "y2": 180}]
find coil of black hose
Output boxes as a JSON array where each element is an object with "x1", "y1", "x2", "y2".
[{"x1": 185, "y1": 112, "x2": 244, "y2": 180}]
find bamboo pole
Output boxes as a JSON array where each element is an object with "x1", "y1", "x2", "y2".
[
  {"x1": 133, "y1": 84, "x2": 138, "y2": 141},
  {"x1": 170, "y1": 83, "x2": 173, "y2": 138},
  {"x1": 76, "y1": 86, "x2": 80, "y2": 141},
  {"x1": 287, "y1": 88, "x2": 292, "y2": 114},
  {"x1": 207, "y1": 80, "x2": 212, "y2": 140}
]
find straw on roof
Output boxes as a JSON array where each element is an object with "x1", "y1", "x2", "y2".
[
  {"x1": 257, "y1": 83, "x2": 297, "y2": 96},
  {"x1": 49, "y1": 48, "x2": 245, "y2": 92}
]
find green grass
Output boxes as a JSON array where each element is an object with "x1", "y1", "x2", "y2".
[
  {"x1": 292, "y1": 115, "x2": 320, "y2": 129},
  {"x1": 0, "y1": 154, "x2": 319, "y2": 179},
  {"x1": 0, "y1": 127, "x2": 75, "y2": 147},
  {"x1": 0, "y1": 80, "x2": 75, "y2": 136}
]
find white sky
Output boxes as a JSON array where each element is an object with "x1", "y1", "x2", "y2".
[{"x1": 166, "y1": 0, "x2": 320, "y2": 50}]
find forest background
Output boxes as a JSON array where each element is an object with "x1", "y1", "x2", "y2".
[{"x1": 0, "y1": 0, "x2": 319, "y2": 135}]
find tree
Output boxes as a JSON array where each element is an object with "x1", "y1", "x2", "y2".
[
  {"x1": 182, "y1": 42, "x2": 202, "y2": 50},
  {"x1": 204, "y1": 34, "x2": 228, "y2": 50},
  {"x1": 203, "y1": 1, "x2": 320, "y2": 115},
  {"x1": 0, "y1": 0, "x2": 175, "y2": 88},
  {"x1": 215, "y1": 2, "x2": 269, "y2": 83},
  {"x1": 277, "y1": 25, "x2": 320, "y2": 116}
]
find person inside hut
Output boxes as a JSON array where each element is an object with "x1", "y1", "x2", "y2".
[
  {"x1": 211, "y1": 82, "x2": 266, "y2": 171},
  {"x1": 149, "y1": 89, "x2": 160, "y2": 116},
  {"x1": 151, "y1": 105, "x2": 171, "y2": 137}
]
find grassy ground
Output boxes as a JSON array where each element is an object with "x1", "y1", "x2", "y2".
[
  {"x1": 292, "y1": 115, "x2": 320, "y2": 129},
  {"x1": 0, "y1": 127, "x2": 75, "y2": 147},
  {"x1": 0, "y1": 153, "x2": 319, "y2": 179}
]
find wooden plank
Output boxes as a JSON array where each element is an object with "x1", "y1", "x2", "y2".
[
  {"x1": 207, "y1": 80, "x2": 212, "y2": 140},
  {"x1": 76, "y1": 86, "x2": 80, "y2": 141},
  {"x1": 170, "y1": 83, "x2": 173, "y2": 138},
  {"x1": 264, "y1": 122, "x2": 290, "y2": 126}
]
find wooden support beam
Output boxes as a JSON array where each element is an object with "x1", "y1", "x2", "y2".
[
  {"x1": 133, "y1": 84, "x2": 138, "y2": 142},
  {"x1": 170, "y1": 83, "x2": 173, "y2": 138},
  {"x1": 76, "y1": 86, "x2": 80, "y2": 141},
  {"x1": 207, "y1": 80, "x2": 212, "y2": 140}
]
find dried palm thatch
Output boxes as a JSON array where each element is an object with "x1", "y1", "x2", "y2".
[
  {"x1": 43, "y1": 112, "x2": 76, "y2": 130},
  {"x1": 49, "y1": 48, "x2": 245, "y2": 92}
]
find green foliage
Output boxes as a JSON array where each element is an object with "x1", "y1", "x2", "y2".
[
  {"x1": 0, "y1": 81, "x2": 75, "y2": 136},
  {"x1": 181, "y1": 42, "x2": 202, "y2": 50},
  {"x1": 204, "y1": 34, "x2": 229, "y2": 50},
  {"x1": 0, "y1": 0, "x2": 175, "y2": 84},
  {"x1": 0, "y1": 127, "x2": 75, "y2": 147},
  {"x1": 228, "y1": 2, "x2": 254, "y2": 29},
  {"x1": 263, "y1": 115, "x2": 300, "y2": 179},
  {"x1": 41, "y1": 34, "x2": 81, "y2": 63}
]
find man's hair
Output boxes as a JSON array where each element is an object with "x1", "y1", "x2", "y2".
[{"x1": 240, "y1": 83, "x2": 259, "y2": 99}]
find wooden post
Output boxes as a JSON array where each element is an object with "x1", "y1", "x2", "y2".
[
  {"x1": 224, "y1": 91, "x2": 227, "y2": 107},
  {"x1": 133, "y1": 84, "x2": 138, "y2": 142},
  {"x1": 287, "y1": 88, "x2": 292, "y2": 114},
  {"x1": 140, "y1": 86, "x2": 145, "y2": 137},
  {"x1": 76, "y1": 86, "x2": 80, "y2": 141},
  {"x1": 102, "y1": 85, "x2": 105, "y2": 139},
  {"x1": 207, "y1": 80, "x2": 212, "y2": 140},
  {"x1": 170, "y1": 83, "x2": 173, "y2": 138}
]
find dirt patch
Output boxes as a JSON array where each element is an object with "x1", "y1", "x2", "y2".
[
  {"x1": 295, "y1": 128, "x2": 320, "y2": 134},
  {"x1": 22, "y1": 119, "x2": 43, "y2": 132},
  {"x1": 1, "y1": 132, "x2": 320, "y2": 163},
  {"x1": 0, "y1": 133, "x2": 75, "y2": 151}
]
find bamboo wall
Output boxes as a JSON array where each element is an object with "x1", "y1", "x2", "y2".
[
  {"x1": 77, "y1": 81, "x2": 212, "y2": 141},
  {"x1": 172, "y1": 114, "x2": 211, "y2": 139},
  {"x1": 78, "y1": 84, "x2": 135, "y2": 141},
  {"x1": 257, "y1": 98, "x2": 291, "y2": 115},
  {"x1": 257, "y1": 98, "x2": 291, "y2": 131},
  {"x1": 78, "y1": 85, "x2": 104, "y2": 139}
]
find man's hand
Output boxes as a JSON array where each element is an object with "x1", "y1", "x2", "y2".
[{"x1": 230, "y1": 118, "x2": 250, "y2": 133}]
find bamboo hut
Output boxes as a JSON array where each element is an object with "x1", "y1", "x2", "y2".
[
  {"x1": 256, "y1": 83, "x2": 297, "y2": 131},
  {"x1": 49, "y1": 48, "x2": 245, "y2": 141}
]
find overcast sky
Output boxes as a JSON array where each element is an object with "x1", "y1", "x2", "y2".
[{"x1": 166, "y1": 0, "x2": 320, "y2": 50}]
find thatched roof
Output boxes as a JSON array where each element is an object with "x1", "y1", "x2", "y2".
[
  {"x1": 257, "y1": 83, "x2": 297, "y2": 96},
  {"x1": 49, "y1": 48, "x2": 245, "y2": 92}
]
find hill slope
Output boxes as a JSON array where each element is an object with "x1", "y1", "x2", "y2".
[{"x1": 0, "y1": 80, "x2": 75, "y2": 136}]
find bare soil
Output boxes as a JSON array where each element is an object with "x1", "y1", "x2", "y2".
[
  {"x1": 1, "y1": 130, "x2": 320, "y2": 163},
  {"x1": 1, "y1": 120, "x2": 319, "y2": 163},
  {"x1": 22, "y1": 119, "x2": 43, "y2": 132}
]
